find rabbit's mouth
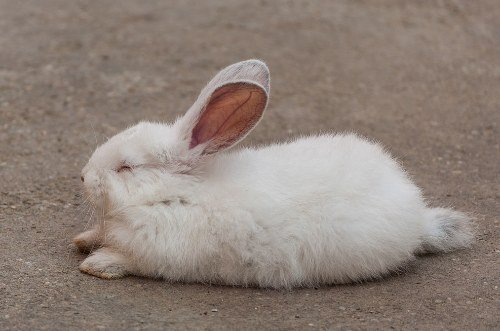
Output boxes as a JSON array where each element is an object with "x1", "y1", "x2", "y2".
[
  {"x1": 81, "y1": 167, "x2": 110, "y2": 206},
  {"x1": 81, "y1": 181, "x2": 105, "y2": 213}
]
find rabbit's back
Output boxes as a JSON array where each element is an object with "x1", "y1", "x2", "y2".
[{"x1": 208, "y1": 133, "x2": 422, "y2": 212}]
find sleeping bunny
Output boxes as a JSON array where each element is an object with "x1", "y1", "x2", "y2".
[{"x1": 74, "y1": 60, "x2": 472, "y2": 288}]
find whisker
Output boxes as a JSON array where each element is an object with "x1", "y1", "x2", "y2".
[
  {"x1": 102, "y1": 204, "x2": 108, "y2": 247},
  {"x1": 76, "y1": 196, "x2": 92, "y2": 213},
  {"x1": 87, "y1": 206, "x2": 99, "y2": 255},
  {"x1": 75, "y1": 196, "x2": 94, "y2": 221},
  {"x1": 83, "y1": 205, "x2": 96, "y2": 234}
]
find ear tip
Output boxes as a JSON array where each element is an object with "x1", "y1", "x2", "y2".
[
  {"x1": 205, "y1": 60, "x2": 271, "y2": 96},
  {"x1": 243, "y1": 58, "x2": 268, "y2": 67},
  {"x1": 240, "y1": 59, "x2": 270, "y2": 92},
  {"x1": 242, "y1": 59, "x2": 269, "y2": 74}
]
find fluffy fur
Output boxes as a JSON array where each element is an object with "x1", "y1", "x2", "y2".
[{"x1": 74, "y1": 60, "x2": 473, "y2": 288}]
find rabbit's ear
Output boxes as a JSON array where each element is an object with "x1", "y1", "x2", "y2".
[
  {"x1": 189, "y1": 82, "x2": 268, "y2": 153},
  {"x1": 179, "y1": 60, "x2": 270, "y2": 155}
]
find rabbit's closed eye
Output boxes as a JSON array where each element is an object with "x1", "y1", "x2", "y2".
[{"x1": 116, "y1": 164, "x2": 133, "y2": 172}]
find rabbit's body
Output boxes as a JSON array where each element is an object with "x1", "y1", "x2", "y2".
[{"x1": 75, "y1": 60, "x2": 472, "y2": 288}]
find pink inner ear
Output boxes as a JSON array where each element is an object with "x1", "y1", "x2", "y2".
[{"x1": 190, "y1": 82, "x2": 267, "y2": 153}]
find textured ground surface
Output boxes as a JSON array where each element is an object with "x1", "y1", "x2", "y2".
[{"x1": 1, "y1": 0, "x2": 499, "y2": 330}]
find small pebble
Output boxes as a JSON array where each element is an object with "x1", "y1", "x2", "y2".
[{"x1": 211, "y1": 308, "x2": 218, "y2": 312}]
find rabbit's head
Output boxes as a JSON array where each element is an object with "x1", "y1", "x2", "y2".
[{"x1": 81, "y1": 60, "x2": 270, "y2": 211}]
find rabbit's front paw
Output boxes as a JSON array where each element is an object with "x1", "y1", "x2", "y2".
[
  {"x1": 73, "y1": 228, "x2": 101, "y2": 253},
  {"x1": 79, "y1": 248, "x2": 129, "y2": 279}
]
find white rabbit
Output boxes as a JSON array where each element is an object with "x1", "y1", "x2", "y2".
[{"x1": 74, "y1": 60, "x2": 473, "y2": 288}]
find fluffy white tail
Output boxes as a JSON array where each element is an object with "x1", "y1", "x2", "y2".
[{"x1": 419, "y1": 208, "x2": 474, "y2": 254}]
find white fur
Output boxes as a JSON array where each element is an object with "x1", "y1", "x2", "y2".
[{"x1": 76, "y1": 60, "x2": 473, "y2": 288}]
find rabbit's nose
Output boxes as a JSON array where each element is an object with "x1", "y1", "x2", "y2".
[{"x1": 81, "y1": 175, "x2": 85, "y2": 183}]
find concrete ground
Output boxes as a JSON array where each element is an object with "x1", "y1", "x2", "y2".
[{"x1": 0, "y1": 0, "x2": 499, "y2": 329}]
